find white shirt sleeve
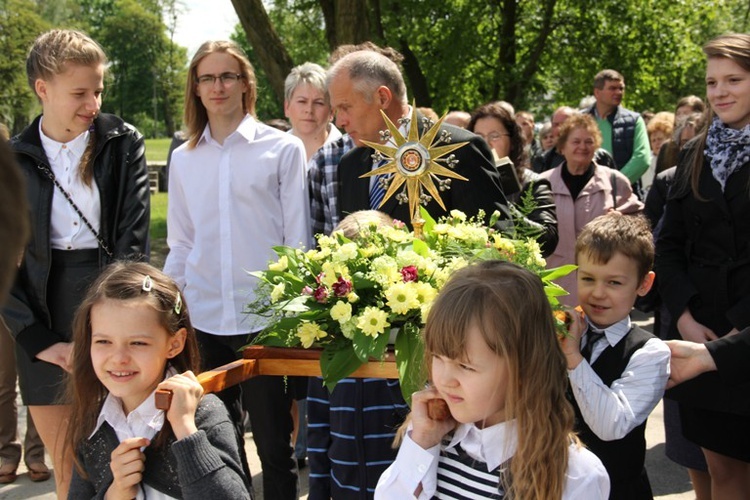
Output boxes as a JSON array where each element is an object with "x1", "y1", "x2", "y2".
[
  {"x1": 568, "y1": 337, "x2": 670, "y2": 441},
  {"x1": 563, "y1": 443, "x2": 611, "y2": 499},
  {"x1": 277, "y1": 141, "x2": 312, "y2": 249},
  {"x1": 375, "y1": 431, "x2": 440, "y2": 500},
  {"x1": 163, "y1": 150, "x2": 193, "y2": 289}
]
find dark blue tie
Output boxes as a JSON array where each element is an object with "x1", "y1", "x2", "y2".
[
  {"x1": 369, "y1": 160, "x2": 389, "y2": 209},
  {"x1": 581, "y1": 329, "x2": 606, "y2": 362}
]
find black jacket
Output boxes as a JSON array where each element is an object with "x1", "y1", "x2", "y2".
[
  {"x1": 510, "y1": 169, "x2": 558, "y2": 257},
  {"x1": 338, "y1": 120, "x2": 513, "y2": 229},
  {"x1": 4, "y1": 113, "x2": 150, "y2": 358}
]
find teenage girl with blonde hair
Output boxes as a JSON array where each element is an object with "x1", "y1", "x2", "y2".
[
  {"x1": 3, "y1": 29, "x2": 149, "y2": 497},
  {"x1": 376, "y1": 261, "x2": 609, "y2": 498}
]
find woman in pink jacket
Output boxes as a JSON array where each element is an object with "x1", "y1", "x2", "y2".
[{"x1": 540, "y1": 114, "x2": 642, "y2": 305}]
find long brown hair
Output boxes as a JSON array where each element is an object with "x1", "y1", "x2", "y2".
[
  {"x1": 184, "y1": 40, "x2": 257, "y2": 148},
  {"x1": 26, "y1": 29, "x2": 107, "y2": 186},
  {"x1": 681, "y1": 33, "x2": 750, "y2": 197},
  {"x1": 422, "y1": 261, "x2": 576, "y2": 499},
  {"x1": 64, "y1": 262, "x2": 200, "y2": 474}
]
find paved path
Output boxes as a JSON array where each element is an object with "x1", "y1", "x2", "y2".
[{"x1": 0, "y1": 311, "x2": 696, "y2": 499}]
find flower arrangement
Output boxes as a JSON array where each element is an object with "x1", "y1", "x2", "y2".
[{"x1": 247, "y1": 208, "x2": 575, "y2": 403}]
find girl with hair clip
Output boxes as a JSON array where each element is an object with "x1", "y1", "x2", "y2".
[
  {"x1": 376, "y1": 261, "x2": 609, "y2": 499},
  {"x1": 2, "y1": 29, "x2": 149, "y2": 497},
  {"x1": 65, "y1": 262, "x2": 251, "y2": 499},
  {"x1": 656, "y1": 33, "x2": 750, "y2": 498}
]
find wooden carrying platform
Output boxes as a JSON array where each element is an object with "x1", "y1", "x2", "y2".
[{"x1": 155, "y1": 345, "x2": 399, "y2": 410}]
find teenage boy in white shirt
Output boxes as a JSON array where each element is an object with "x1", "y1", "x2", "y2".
[{"x1": 164, "y1": 40, "x2": 310, "y2": 500}]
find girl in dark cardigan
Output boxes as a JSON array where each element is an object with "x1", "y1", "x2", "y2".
[{"x1": 64, "y1": 262, "x2": 251, "y2": 499}]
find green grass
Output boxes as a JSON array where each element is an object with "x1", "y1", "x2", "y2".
[
  {"x1": 150, "y1": 192, "x2": 168, "y2": 268},
  {"x1": 144, "y1": 138, "x2": 171, "y2": 163}
]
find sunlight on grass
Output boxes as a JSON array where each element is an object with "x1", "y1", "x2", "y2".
[
  {"x1": 145, "y1": 138, "x2": 171, "y2": 163},
  {"x1": 150, "y1": 192, "x2": 168, "y2": 268}
]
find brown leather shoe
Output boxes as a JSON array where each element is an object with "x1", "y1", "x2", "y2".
[
  {"x1": 26, "y1": 462, "x2": 51, "y2": 482},
  {"x1": 0, "y1": 461, "x2": 18, "y2": 484}
]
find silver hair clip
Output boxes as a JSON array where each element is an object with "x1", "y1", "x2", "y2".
[
  {"x1": 174, "y1": 293, "x2": 182, "y2": 315},
  {"x1": 142, "y1": 275, "x2": 153, "y2": 292}
]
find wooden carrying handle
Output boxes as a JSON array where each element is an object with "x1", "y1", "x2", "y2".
[{"x1": 155, "y1": 346, "x2": 399, "y2": 410}]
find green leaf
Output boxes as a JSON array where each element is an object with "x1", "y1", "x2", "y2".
[
  {"x1": 352, "y1": 329, "x2": 375, "y2": 362},
  {"x1": 419, "y1": 206, "x2": 437, "y2": 235},
  {"x1": 395, "y1": 323, "x2": 426, "y2": 406},
  {"x1": 368, "y1": 328, "x2": 392, "y2": 359},
  {"x1": 320, "y1": 344, "x2": 365, "y2": 392},
  {"x1": 541, "y1": 265, "x2": 577, "y2": 281},
  {"x1": 412, "y1": 238, "x2": 430, "y2": 257}
]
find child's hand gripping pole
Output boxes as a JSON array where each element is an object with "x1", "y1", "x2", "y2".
[{"x1": 155, "y1": 359, "x2": 259, "y2": 410}]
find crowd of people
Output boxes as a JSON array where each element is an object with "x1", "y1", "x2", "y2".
[{"x1": 0, "y1": 25, "x2": 749, "y2": 500}]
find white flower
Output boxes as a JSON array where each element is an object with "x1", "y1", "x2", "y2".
[{"x1": 330, "y1": 301, "x2": 352, "y2": 323}]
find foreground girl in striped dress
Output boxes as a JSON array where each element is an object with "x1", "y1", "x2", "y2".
[{"x1": 376, "y1": 261, "x2": 609, "y2": 499}]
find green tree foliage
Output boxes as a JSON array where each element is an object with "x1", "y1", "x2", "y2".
[
  {"x1": 81, "y1": 0, "x2": 186, "y2": 136},
  {"x1": 0, "y1": 0, "x2": 49, "y2": 134},
  {"x1": 233, "y1": 0, "x2": 329, "y2": 120},
  {"x1": 234, "y1": 0, "x2": 748, "y2": 120}
]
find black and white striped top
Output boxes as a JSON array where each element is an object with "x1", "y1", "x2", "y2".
[{"x1": 434, "y1": 443, "x2": 510, "y2": 499}]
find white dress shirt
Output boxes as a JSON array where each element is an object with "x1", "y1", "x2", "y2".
[
  {"x1": 164, "y1": 115, "x2": 311, "y2": 335},
  {"x1": 375, "y1": 421, "x2": 610, "y2": 499},
  {"x1": 39, "y1": 119, "x2": 100, "y2": 250},
  {"x1": 568, "y1": 316, "x2": 671, "y2": 441}
]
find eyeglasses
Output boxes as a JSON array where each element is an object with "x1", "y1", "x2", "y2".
[
  {"x1": 196, "y1": 73, "x2": 243, "y2": 86},
  {"x1": 477, "y1": 132, "x2": 510, "y2": 142}
]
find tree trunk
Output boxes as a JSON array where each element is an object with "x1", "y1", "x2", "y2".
[
  {"x1": 334, "y1": 0, "x2": 370, "y2": 45},
  {"x1": 398, "y1": 41, "x2": 431, "y2": 107},
  {"x1": 231, "y1": 0, "x2": 294, "y2": 106}
]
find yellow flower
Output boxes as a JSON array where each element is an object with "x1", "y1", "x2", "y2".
[
  {"x1": 317, "y1": 235, "x2": 337, "y2": 249},
  {"x1": 360, "y1": 244, "x2": 383, "y2": 258},
  {"x1": 356, "y1": 307, "x2": 390, "y2": 337},
  {"x1": 385, "y1": 282, "x2": 420, "y2": 315},
  {"x1": 268, "y1": 255, "x2": 288, "y2": 271},
  {"x1": 270, "y1": 282, "x2": 285, "y2": 303},
  {"x1": 370, "y1": 256, "x2": 400, "y2": 287},
  {"x1": 347, "y1": 292, "x2": 359, "y2": 303},
  {"x1": 433, "y1": 223, "x2": 450, "y2": 235},
  {"x1": 450, "y1": 209, "x2": 467, "y2": 221},
  {"x1": 296, "y1": 321, "x2": 327, "y2": 348},
  {"x1": 309, "y1": 247, "x2": 331, "y2": 261},
  {"x1": 414, "y1": 281, "x2": 438, "y2": 305},
  {"x1": 330, "y1": 301, "x2": 352, "y2": 323},
  {"x1": 333, "y1": 242, "x2": 358, "y2": 262},
  {"x1": 493, "y1": 234, "x2": 516, "y2": 255},
  {"x1": 320, "y1": 262, "x2": 338, "y2": 288},
  {"x1": 380, "y1": 226, "x2": 410, "y2": 243}
]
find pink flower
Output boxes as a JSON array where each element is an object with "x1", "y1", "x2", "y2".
[
  {"x1": 332, "y1": 277, "x2": 353, "y2": 297},
  {"x1": 301, "y1": 286, "x2": 314, "y2": 295},
  {"x1": 392, "y1": 219, "x2": 406, "y2": 229},
  {"x1": 313, "y1": 286, "x2": 329, "y2": 303},
  {"x1": 401, "y1": 265, "x2": 418, "y2": 282}
]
